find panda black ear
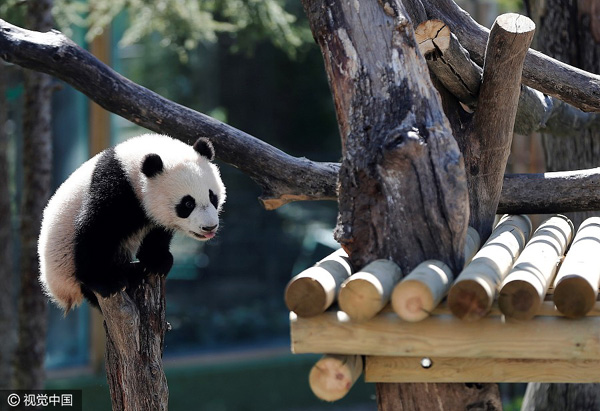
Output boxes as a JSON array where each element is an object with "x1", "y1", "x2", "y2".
[
  {"x1": 193, "y1": 138, "x2": 215, "y2": 161},
  {"x1": 142, "y1": 154, "x2": 164, "y2": 178}
]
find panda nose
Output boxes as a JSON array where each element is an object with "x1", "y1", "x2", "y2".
[{"x1": 202, "y1": 224, "x2": 218, "y2": 232}]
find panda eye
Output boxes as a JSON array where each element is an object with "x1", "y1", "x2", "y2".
[
  {"x1": 176, "y1": 195, "x2": 196, "y2": 219},
  {"x1": 209, "y1": 189, "x2": 219, "y2": 209}
]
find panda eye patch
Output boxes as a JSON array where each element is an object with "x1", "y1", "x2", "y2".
[
  {"x1": 209, "y1": 189, "x2": 219, "y2": 209},
  {"x1": 176, "y1": 195, "x2": 196, "y2": 218}
]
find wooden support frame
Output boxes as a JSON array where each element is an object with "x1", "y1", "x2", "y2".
[
  {"x1": 365, "y1": 356, "x2": 600, "y2": 383},
  {"x1": 290, "y1": 307, "x2": 600, "y2": 362}
]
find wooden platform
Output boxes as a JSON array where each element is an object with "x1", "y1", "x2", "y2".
[{"x1": 290, "y1": 302, "x2": 600, "y2": 383}]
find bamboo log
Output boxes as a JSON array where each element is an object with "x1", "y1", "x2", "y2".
[
  {"x1": 284, "y1": 249, "x2": 353, "y2": 317},
  {"x1": 338, "y1": 260, "x2": 402, "y2": 322},
  {"x1": 448, "y1": 215, "x2": 532, "y2": 321},
  {"x1": 498, "y1": 215, "x2": 574, "y2": 320},
  {"x1": 308, "y1": 354, "x2": 363, "y2": 402},
  {"x1": 391, "y1": 227, "x2": 481, "y2": 322},
  {"x1": 553, "y1": 217, "x2": 600, "y2": 318}
]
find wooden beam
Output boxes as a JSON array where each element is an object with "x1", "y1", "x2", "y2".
[
  {"x1": 459, "y1": 13, "x2": 535, "y2": 239},
  {"x1": 285, "y1": 249, "x2": 353, "y2": 318},
  {"x1": 498, "y1": 215, "x2": 574, "y2": 320},
  {"x1": 309, "y1": 354, "x2": 363, "y2": 401},
  {"x1": 554, "y1": 217, "x2": 600, "y2": 318},
  {"x1": 338, "y1": 260, "x2": 402, "y2": 322},
  {"x1": 448, "y1": 215, "x2": 532, "y2": 321},
  {"x1": 290, "y1": 310, "x2": 600, "y2": 360},
  {"x1": 365, "y1": 356, "x2": 600, "y2": 383}
]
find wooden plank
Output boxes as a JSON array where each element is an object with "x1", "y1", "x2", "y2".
[
  {"x1": 365, "y1": 356, "x2": 600, "y2": 383},
  {"x1": 290, "y1": 310, "x2": 600, "y2": 360}
]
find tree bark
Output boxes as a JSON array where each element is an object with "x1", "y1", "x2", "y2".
[
  {"x1": 0, "y1": 61, "x2": 16, "y2": 390},
  {"x1": 522, "y1": 0, "x2": 600, "y2": 407},
  {"x1": 96, "y1": 273, "x2": 169, "y2": 411},
  {"x1": 301, "y1": 0, "x2": 501, "y2": 409},
  {"x1": 13, "y1": 0, "x2": 53, "y2": 391}
]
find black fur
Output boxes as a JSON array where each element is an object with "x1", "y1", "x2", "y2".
[
  {"x1": 209, "y1": 189, "x2": 218, "y2": 209},
  {"x1": 142, "y1": 153, "x2": 164, "y2": 178},
  {"x1": 74, "y1": 148, "x2": 173, "y2": 308},
  {"x1": 175, "y1": 195, "x2": 196, "y2": 218},
  {"x1": 193, "y1": 138, "x2": 215, "y2": 161}
]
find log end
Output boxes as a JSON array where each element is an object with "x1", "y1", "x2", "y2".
[
  {"x1": 285, "y1": 276, "x2": 328, "y2": 317},
  {"x1": 309, "y1": 355, "x2": 363, "y2": 402},
  {"x1": 338, "y1": 278, "x2": 383, "y2": 322},
  {"x1": 553, "y1": 276, "x2": 597, "y2": 319},
  {"x1": 447, "y1": 278, "x2": 492, "y2": 321},
  {"x1": 391, "y1": 279, "x2": 434, "y2": 322},
  {"x1": 497, "y1": 279, "x2": 540, "y2": 320}
]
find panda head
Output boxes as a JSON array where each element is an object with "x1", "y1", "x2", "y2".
[{"x1": 140, "y1": 137, "x2": 226, "y2": 241}]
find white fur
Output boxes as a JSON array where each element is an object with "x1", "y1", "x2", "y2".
[
  {"x1": 38, "y1": 155, "x2": 101, "y2": 310},
  {"x1": 38, "y1": 134, "x2": 226, "y2": 311}
]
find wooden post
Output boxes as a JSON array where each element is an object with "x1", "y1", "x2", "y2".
[
  {"x1": 338, "y1": 260, "x2": 402, "y2": 322},
  {"x1": 96, "y1": 272, "x2": 169, "y2": 411},
  {"x1": 456, "y1": 13, "x2": 536, "y2": 240},
  {"x1": 309, "y1": 354, "x2": 363, "y2": 402},
  {"x1": 498, "y1": 215, "x2": 574, "y2": 320},
  {"x1": 285, "y1": 249, "x2": 353, "y2": 317},
  {"x1": 391, "y1": 227, "x2": 480, "y2": 322},
  {"x1": 553, "y1": 217, "x2": 600, "y2": 318},
  {"x1": 448, "y1": 215, "x2": 532, "y2": 321}
]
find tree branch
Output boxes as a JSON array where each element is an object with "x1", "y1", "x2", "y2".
[
  {"x1": 498, "y1": 168, "x2": 600, "y2": 214},
  {"x1": 3, "y1": 18, "x2": 600, "y2": 217},
  {"x1": 0, "y1": 19, "x2": 338, "y2": 210},
  {"x1": 419, "y1": 0, "x2": 600, "y2": 113},
  {"x1": 415, "y1": 19, "x2": 600, "y2": 137}
]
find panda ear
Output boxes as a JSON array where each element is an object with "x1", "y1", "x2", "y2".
[
  {"x1": 142, "y1": 154, "x2": 164, "y2": 178},
  {"x1": 193, "y1": 138, "x2": 215, "y2": 161}
]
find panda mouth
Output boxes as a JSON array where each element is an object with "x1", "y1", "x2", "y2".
[{"x1": 190, "y1": 231, "x2": 215, "y2": 240}]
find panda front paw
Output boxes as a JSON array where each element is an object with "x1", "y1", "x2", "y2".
[
  {"x1": 138, "y1": 252, "x2": 174, "y2": 277},
  {"x1": 86, "y1": 278, "x2": 129, "y2": 299}
]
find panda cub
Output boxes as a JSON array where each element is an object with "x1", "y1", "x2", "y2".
[{"x1": 38, "y1": 134, "x2": 226, "y2": 312}]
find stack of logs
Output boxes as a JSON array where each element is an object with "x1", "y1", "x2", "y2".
[{"x1": 285, "y1": 215, "x2": 600, "y2": 401}]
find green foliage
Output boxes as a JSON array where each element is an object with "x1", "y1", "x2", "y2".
[{"x1": 50, "y1": 0, "x2": 310, "y2": 61}]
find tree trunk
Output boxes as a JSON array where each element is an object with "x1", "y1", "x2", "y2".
[
  {"x1": 301, "y1": 0, "x2": 501, "y2": 409},
  {"x1": 0, "y1": 60, "x2": 16, "y2": 390},
  {"x1": 13, "y1": 0, "x2": 53, "y2": 391},
  {"x1": 97, "y1": 273, "x2": 169, "y2": 411},
  {"x1": 522, "y1": 0, "x2": 600, "y2": 408}
]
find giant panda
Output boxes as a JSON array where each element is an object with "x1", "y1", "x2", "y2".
[{"x1": 38, "y1": 133, "x2": 226, "y2": 312}]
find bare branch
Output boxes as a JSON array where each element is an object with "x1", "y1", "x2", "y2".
[
  {"x1": 415, "y1": 19, "x2": 600, "y2": 136},
  {"x1": 420, "y1": 0, "x2": 600, "y2": 113},
  {"x1": 499, "y1": 168, "x2": 600, "y2": 214},
  {"x1": 0, "y1": 19, "x2": 338, "y2": 210},
  {"x1": 3, "y1": 19, "x2": 600, "y2": 217}
]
